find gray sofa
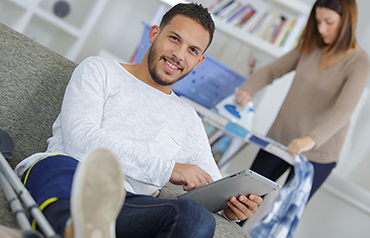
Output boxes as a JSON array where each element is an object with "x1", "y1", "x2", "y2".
[{"x1": 0, "y1": 22, "x2": 250, "y2": 237}]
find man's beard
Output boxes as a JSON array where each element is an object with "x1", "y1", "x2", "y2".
[{"x1": 147, "y1": 42, "x2": 191, "y2": 86}]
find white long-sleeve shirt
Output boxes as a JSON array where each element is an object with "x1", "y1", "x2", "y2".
[{"x1": 15, "y1": 56, "x2": 222, "y2": 195}]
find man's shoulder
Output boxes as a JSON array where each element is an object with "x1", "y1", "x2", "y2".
[{"x1": 80, "y1": 56, "x2": 116, "y2": 66}]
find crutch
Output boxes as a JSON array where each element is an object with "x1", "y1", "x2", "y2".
[
  {"x1": 0, "y1": 130, "x2": 62, "y2": 238},
  {"x1": 0, "y1": 169, "x2": 43, "y2": 238}
]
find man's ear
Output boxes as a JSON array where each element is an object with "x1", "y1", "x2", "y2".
[
  {"x1": 149, "y1": 25, "x2": 160, "y2": 44},
  {"x1": 193, "y1": 54, "x2": 206, "y2": 70}
]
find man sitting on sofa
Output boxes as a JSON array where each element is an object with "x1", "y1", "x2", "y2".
[{"x1": 14, "y1": 3, "x2": 263, "y2": 238}]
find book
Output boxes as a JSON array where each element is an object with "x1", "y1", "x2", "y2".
[
  {"x1": 211, "y1": 134, "x2": 232, "y2": 164},
  {"x1": 209, "y1": 0, "x2": 230, "y2": 14},
  {"x1": 281, "y1": 14, "x2": 307, "y2": 51},
  {"x1": 235, "y1": 8, "x2": 256, "y2": 28},
  {"x1": 208, "y1": 0, "x2": 227, "y2": 12},
  {"x1": 214, "y1": 0, "x2": 235, "y2": 16},
  {"x1": 227, "y1": 4, "x2": 252, "y2": 25},
  {"x1": 278, "y1": 18, "x2": 296, "y2": 47},
  {"x1": 264, "y1": 15, "x2": 286, "y2": 42},
  {"x1": 241, "y1": 9, "x2": 264, "y2": 31},
  {"x1": 218, "y1": 1, "x2": 242, "y2": 20},
  {"x1": 254, "y1": 12, "x2": 279, "y2": 39},
  {"x1": 271, "y1": 16, "x2": 287, "y2": 43},
  {"x1": 273, "y1": 17, "x2": 295, "y2": 46},
  {"x1": 249, "y1": 11, "x2": 269, "y2": 34}
]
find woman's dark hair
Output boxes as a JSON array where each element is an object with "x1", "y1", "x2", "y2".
[
  {"x1": 159, "y1": 3, "x2": 215, "y2": 52},
  {"x1": 300, "y1": 0, "x2": 358, "y2": 54}
]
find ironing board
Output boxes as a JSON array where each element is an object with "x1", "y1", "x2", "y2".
[{"x1": 180, "y1": 97, "x2": 294, "y2": 166}]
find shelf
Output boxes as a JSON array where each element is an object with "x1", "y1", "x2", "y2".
[
  {"x1": 273, "y1": 0, "x2": 311, "y2": 15},
  {"x1": 6, "y1": 0, "x2": 31, "y2": 10},
  {"x1": 0, "y1": 0, "x2": 28, "y2": 31},
  {"x1": 213, "y1": 17, "x2": 285, "y2": 58},
  {"x1": 34, "y1": 6, "x2": 80, "y2": 37},
  {"x1": 38, "y1": 0, "x2": 100, "y2": 29},
  {"x1": 24, "y1": 15, "x2": 77, "y2": 56},
  {"x1": 160, "y1": 0, "x2": 309, "y2": 59},
  {"x1": 0, "y1": 0, "x2": 108, "y2": 61}
]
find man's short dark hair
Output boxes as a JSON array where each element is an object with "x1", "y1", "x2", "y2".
[{"x1": 159, "y1": 3, "x2": 215, "y2": 52}]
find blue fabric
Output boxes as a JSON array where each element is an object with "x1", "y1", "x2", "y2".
[
  {"x1": 22, "y1": 155, "x2": 78, "y2": 205},
  {"x1": 247, "y1": 154, "x2": 314, "y2": 238},
  {"x1": 116, "y1": 192, "x2": 216, "y2": 238},
  {"x1": 23, "y1": 155, "x2": 216, "y2": 237}
]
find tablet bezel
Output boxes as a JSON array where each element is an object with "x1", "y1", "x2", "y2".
[{"x1": 177, "y1": 169, "x2": 281, "y2": 212}]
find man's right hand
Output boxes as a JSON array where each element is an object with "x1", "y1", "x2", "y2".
[
  {"x1": 170, "y1": 163, "x2": 214, "y2": 191},
  {"x1": 235, "y1": 89, "x2": 253, "y2": 106}
]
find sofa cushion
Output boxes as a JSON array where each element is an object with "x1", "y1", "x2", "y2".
[
  {"x1": 0, "y1": 23, "x2": 77, "y2": 169},
  {"x1": 0, "y1": 22, "x2": 77, "y2": 228}
]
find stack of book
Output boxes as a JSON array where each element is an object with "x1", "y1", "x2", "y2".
[{"x1": 208, "y1": 0, "x2": 307, "y2": 51}]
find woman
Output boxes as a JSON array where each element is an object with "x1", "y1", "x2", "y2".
[{"x1": 236, "y1": 0, "x2": 369, "y2": 201}]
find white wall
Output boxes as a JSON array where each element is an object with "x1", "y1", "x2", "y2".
[{"x1": 76, "y1": 0, "x2": 161, "y2": 63}]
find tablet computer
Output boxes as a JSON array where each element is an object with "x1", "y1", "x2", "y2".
[{"x1": 178, "y1": 169, "x2": 281, "y2": 212}]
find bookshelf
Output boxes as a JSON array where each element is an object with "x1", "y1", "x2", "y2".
[
  {"x1": 157, "y1": 0, "x2": 310, "y2": 59},
  {"x1": 0, "y1": 0, "x2": 109, "y2": 61}
]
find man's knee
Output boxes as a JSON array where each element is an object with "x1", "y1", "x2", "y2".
[{"x1": 176, "y1": 199, "x2": 215, "y2": 237}]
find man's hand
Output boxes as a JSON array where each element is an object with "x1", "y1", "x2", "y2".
[
  {"x1": 170, "y1": 163, "x2": 214, "y2": 191},
  {"x1": 235, "y1": 89, "x2": 253, "y2": 106},
  {"x1": 287, "y1": 135, "x2": 316, "y2": 156},
  {"x1": 223, "y1": 194, "x2": 263, "y2": 221}
]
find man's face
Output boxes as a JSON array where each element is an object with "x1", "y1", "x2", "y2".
[{"x1": 147, "y1": 15, "x2": 209, "y2": 89}]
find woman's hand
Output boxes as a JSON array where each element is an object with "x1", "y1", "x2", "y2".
[
  {"x1": 287, "y1": 135, "x2": 316, "y2": 156},
  {"x1": 235, "y1": 89, "x2": 253, "y2": 106}
]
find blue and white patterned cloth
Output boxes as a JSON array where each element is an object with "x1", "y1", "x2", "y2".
[{"x1": 247, "y1": 154, "x2": 314, "y2": 238}]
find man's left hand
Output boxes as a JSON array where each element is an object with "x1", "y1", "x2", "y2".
[{"x1": 223, "y1": 194, "x2": 263, "y2": 221}]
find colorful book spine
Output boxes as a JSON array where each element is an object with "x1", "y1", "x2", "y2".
[
  {"x1": 273, "y1": 17, "x2": 293, "y2": 46},
  {"x1": 281, "y1": 14, "x2": 307, "y2": 51},
  {"x1": 218, "y1": 1, "x2": 242, "y2": 20},
  {"x1": 241, "y1": 9, "x2": 263, "y2": 31},
  {"x1": 226, "y1": 4, "x2": 250, "y2": 23},
  {"x1": 254, "y1": 12, "x2": 278, "y2": 38},
  {"x1": 214, "y1": 0, "x2": 235, "y2": 16},
  {"x1": 279, "y1": 18, "x2": 296, "y2": 47},
  {"x1": 264, "y1": 14, "x2": 284, "y2": 42},
  {"x1": 249, "y1": 11, "x2": 269, "y2": 34},
  {"x1": 271, "y1": 16, "x2": 287, "y2": 43},
  {"x1": 235, "y1": 8, "x2": 256, "y2": 28},
  {"x1": 207, "y1": 0, "x2": 224, "y2": 11},
  {"x1": 208, "y1": 0, "x2": 308, "y2": 51}
]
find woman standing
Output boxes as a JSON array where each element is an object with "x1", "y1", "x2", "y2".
[{"x1": 236, "y1": 0, "x2": 369, "y2": 201}]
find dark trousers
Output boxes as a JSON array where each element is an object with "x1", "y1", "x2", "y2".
[
  {"x1": 251, "y1": 149, "x2": 336, "y2": 200},
  {"x1": 238, "y1": 149, "x2": 335, "y2": 227},
  {"x1": 22, "y1": 155, "x2": 216, "y2": 237}
]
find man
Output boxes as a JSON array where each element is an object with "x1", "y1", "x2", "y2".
[{"x1": 15, "y1": 3, "x2": 263, "y2": 238}]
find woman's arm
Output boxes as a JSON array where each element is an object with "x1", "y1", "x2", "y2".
[
  {"x1": 239, "y1": 47, "x2": 301, "y2": 97},
  {"x1": 307, "y1": 51, "x2": 370, "y2": 148}
]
